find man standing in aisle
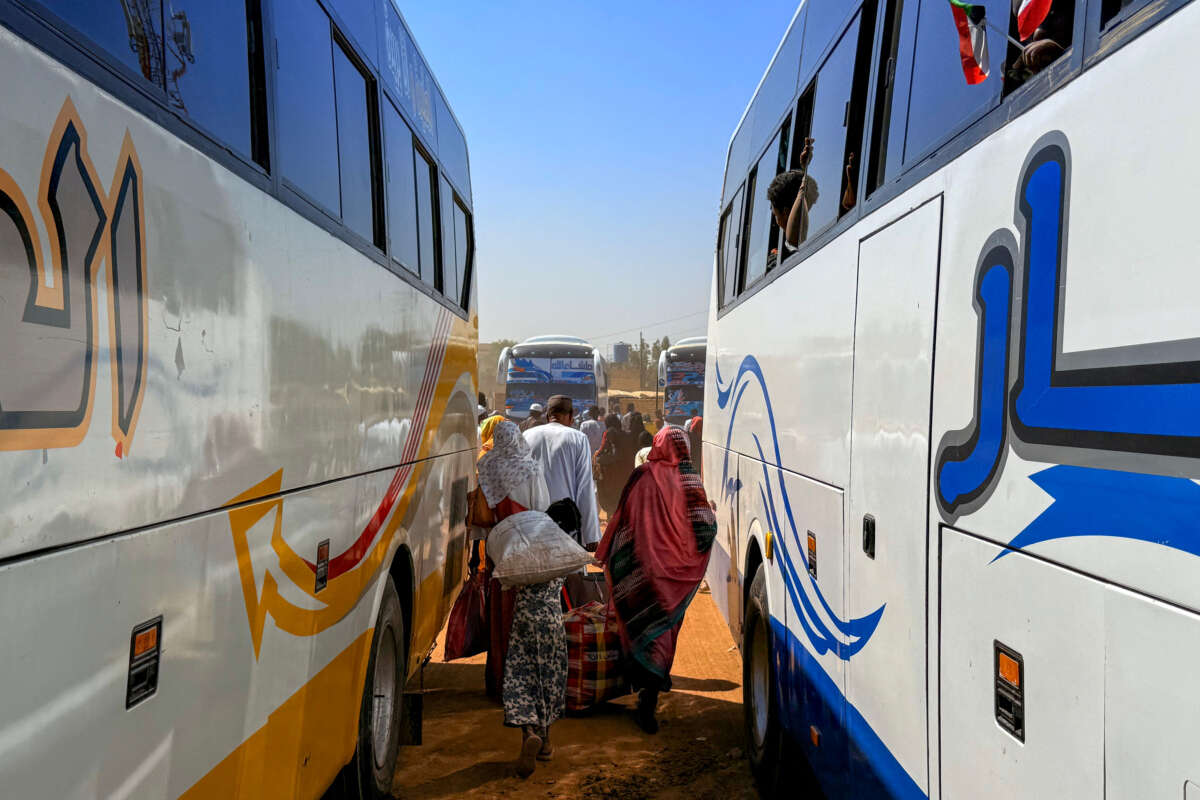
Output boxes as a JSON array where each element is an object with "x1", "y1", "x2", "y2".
[
  {"x1": 579, "y1": 405, "x2": 605, "y2": 455},
  {"x1": 520, "y1": 402, "x2": 546, "y2": 432},
  {"x1": 524, "y1": 395, "x2": 601, "y2": 550}
]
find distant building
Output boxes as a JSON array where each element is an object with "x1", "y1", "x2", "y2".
[{"x1": 613, "y1": 342, "x2": 632, "y2": 364}]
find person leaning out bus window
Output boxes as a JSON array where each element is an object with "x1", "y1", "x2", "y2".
[{"x1": 768, "y1": 137, "x2": 819, "y2": 246}]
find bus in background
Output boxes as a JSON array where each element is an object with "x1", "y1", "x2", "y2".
[
  {"x1": 703, "y1": 1, "x2": 1199, "y2": 798},
  {"x1": 0, "y1": 2, "x2": 477, "y2": 798},
  {"x1": 657, "y1": 336, "x2": 707, "y2": 426},
  {"x1": 497, "y1": 335, "x2": 608, "y2": 420}
]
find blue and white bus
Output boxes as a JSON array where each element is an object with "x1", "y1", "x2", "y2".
[
  {"x1": 658, "y1": 336, "x2": 707, "y2": 425},
  {"x1": 497, "y1": 335, "x2": 608, "y2": 420},
  {"x1": 703, "y1": 0, "x2": 1200, "y2": 797}
]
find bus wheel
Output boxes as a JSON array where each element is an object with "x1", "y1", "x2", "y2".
[
  {"x1": 744, "y1": 567, "x2": 785, "y2": 797},
  {"x1": 354, "y1": 576, "x2": 407, "y2": 799}
]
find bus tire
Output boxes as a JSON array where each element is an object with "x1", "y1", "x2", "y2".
[
  {"x1": 744, "y1": 567, "x2": 786, "y2": 797},
  {"x1": 353, "y1": 576, "x2": 407, "y2": 799}
]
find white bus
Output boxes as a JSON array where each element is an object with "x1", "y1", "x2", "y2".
[
  {"x1": 0, "y1": 2, "x2": 478, "y2": 798},
  {"x1": 657, "y1": 336, "x2": 707, "y2": 426},
  {"x1": 703, "y1": 0, "x2": 1200, "y2": 797},
  {"x1": 497, "y1": 335, "x2": 608, "y2": 420}
]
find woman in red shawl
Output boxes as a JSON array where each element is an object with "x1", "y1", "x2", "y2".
[{"x1": 596, "y1": 426, "x2": 717, "y2": 734}]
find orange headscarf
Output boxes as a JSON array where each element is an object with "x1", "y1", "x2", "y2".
[{"x1": 478, "y1": 414, "x2": 505, "y2": 460}]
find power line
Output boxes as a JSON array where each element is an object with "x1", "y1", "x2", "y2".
[{"x1": 585, "y1": 309, "x2": 708, "y2": 342}]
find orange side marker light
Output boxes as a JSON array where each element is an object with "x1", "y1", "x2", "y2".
[
  {"x1": 133, "y1": 626, "x2": 158, "y2": 658},
  {"x1": 997, "y1": 651, "x2": 1021, "y2": 688}
]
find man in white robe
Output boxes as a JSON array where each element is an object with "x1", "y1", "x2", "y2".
[{"x1": 523, "y1": 395, "x2": 601, "y2": 549}]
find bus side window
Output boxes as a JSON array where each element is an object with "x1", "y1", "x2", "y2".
[
  {"x1": 276, "y1": 0, "x2": 341, "y2": 215},
  {"x1": 903, "y1": 0, "x2": 1005, "y2": 168},
  {"x1": 167, "y1": 0, "x2": 270, "y2": 170},
  {"x1": 384, "y1": 102, "x2": 421, "y2": 276},
  {"x1": 866, "y1": 0, "x2": 914, "y2": 196},
  {"x1": 453, "y1": 199, "x2": 473, "y2": 311},
  {"x1": 413, "y1": 146, "x2": 441, "y2": 291},
  {"x1": 796, "y1": 11, "x2": 864, "y2": 241},
  {"x1": 717, "y1": 184, "x2": 745, "y2": 308},
  {"x1": 439, "y1": 175, "x2": 459, "y2": 303},
  {"x1": 741, "y1": 131, "x2": 782, "y2": 290},
  {"x1": 736, "y1": 167, "x2": 757, "y2": 296},
  {"x1": 1002, "y1": 0, "x2": 1075, "y2": 94},
  {"x1": 36, "y1": 1, "x2": 165, "y2": 87},
  {"x1": 332, "y1": 37, "x2": 384, "y2": 250}
]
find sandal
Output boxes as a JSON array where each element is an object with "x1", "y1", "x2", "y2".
[
  {"x1": 516, "y1": 731, "x2": 542, "y2": 778},
  {"x1": 537, "y1": 731, "x2": 554, "y2": 762}
]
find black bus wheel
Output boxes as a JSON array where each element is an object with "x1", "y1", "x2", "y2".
[
  {"x1": 352, "y1": 576, "x2": 407, "y2": 799},
  {"x1": 744, "y1": 567, "x2": 786, "y2": 797}
]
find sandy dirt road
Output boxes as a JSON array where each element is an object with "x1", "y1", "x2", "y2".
[{"x1": 390, "y1": 588, "x2": 756, "y2": 800}]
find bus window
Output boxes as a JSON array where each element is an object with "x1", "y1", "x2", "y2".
[
  {"x1": 414, "y1": 146, "x2": 441, "y2": 290},
  {"x1": 866, "y1": 0, "x2": 911, "y2": 195},
  {"x1": 797, "y1": 13, "x2": 862, "y2": 240},
  {"x1": 718, "y1": 185, "x2": 745, "y2": 308},
  {"x1": 1003, "y1": 1, "x2": 1075, "y2": 94},
  {"x1": 453, "y1": 199, "x2": 473, "y2": 309},
  {"x1": 741, "y1": 131, "x2": 782, "y2": 289},
  {"x1": 903, "y1": 0, "x2": 1005, "y2": 167},
  {"x1": 1102, "y1": 0, "x2": 1140, "y2": 27},
  {"x1": 277, "y1": 0, "x2": 340, "y2": 214},
  {"x1": 333, "y1": 39, "x2": 382, "y2": 248},
  {"x1": 327, "y1": 0, "x2": 378, "y2": 60},
  {"x1": 800, "y1": 0, "x2": 853, "y2": 85},
  {"x1": 168, "y1": 0, "x2": 267, "y2": 168},
  {"x1": 385, "y1": 102, "x2": 421, "y2": 274},
  {"x1": 439, "y1": 175, "x2": 458, "y2": 299},
  {"x1": 38, "y1": 1, "x2": 164, "y2": 87}
]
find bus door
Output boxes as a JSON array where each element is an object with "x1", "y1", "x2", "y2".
[{"x1": 845, "y1": 197, "x2": 941, "y2": 797}]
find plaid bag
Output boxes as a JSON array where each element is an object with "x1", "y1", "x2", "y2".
[{"x1": 564, "y1": 601, "x2": 629, "y2": 712}]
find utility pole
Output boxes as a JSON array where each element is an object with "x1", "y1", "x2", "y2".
[{"x1": 638, "y1": 332, "x2": 646, "y2": 390}]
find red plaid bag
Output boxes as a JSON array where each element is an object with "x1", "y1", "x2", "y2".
[{"x1": 564, "y1": 601, "x2": 629, "y2": 712}]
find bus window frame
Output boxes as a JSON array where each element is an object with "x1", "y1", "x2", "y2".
[
  {"x1": 0, "y1": 0, "x2": 476, "y2": 323},
  {"x1": 1084, "y1": 0, "x2": 1192, "y2": 66},
  {"x1": 716, "y1": 0, "x2": 1194, "y2": 321}
]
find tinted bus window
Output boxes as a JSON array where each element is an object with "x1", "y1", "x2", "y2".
[
  {"x1": 327, "y1": 0, "x2": 377, "y2": 60},
  {"x1": 382, "y1": 3, "x2": 436, "y2": 145},
  {"x1": 800, "y1": 0, "x2": 852, "y2": 83},
  {"x1": 39, "y1": 1, "x2": 164, "y2": 86},
  {"x1": 453, "y1": 200, "x2": 471, "y2": 308},
  {"x1": 437, "y1": 92, "x2": 471, "y2": 196},
  {"x1": 439, "y1": 175, "x2": 457, "y2": 298},
  {"x1": 414, "y1": 148, "x2": 439, "y2": 288},
  {"x1": 718, "y1": 185, "x2": 745, "y2": 307},
  {"x1": 903, "y1": 0, "x2": 1004, "y2": 166},
  {"x1": 277, "y1": 0, "x2": 340, "y2": 213},
  {"x1": 169, "y1": 0, "x2": 258, "y2": 163},
  {"x1": 333, "y1": 41, "x2": 378, "y2": 245},
  {"x1": 752, "y1": 17, "x2": 804, "y2": 153},
  {"x1": 385, "y1": 102, "x2": 420, "y2": 274},
  {"x1": 742, "y1": 131, "x2": 782, "y2": 289},
  {"x1": 799, "y1": 14, "x2": 860, "y2": 241}
]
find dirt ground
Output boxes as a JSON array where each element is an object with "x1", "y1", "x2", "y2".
[{"x1": 391, "y1": 588, "x2": 756, "y2": 800}]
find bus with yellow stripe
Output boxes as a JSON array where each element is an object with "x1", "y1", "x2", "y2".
[{"x1": 0, "y1": 1, "x2": 477, "y2": 797}]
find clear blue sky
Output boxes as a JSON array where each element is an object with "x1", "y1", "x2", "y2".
[{"x1": 401, "y1": 1, "x2": 800, "y2": 350}]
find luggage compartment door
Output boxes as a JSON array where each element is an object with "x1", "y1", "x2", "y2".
[{"x1": 845, "y1": 197, "x2": 941, "y2": 796}]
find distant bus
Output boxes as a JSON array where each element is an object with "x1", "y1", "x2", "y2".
[
  {"x1": 703, "y1": 1, "x2": 1200, "y2": 798},
  {"x1": 0, "y1": 2, "x2": 477, "y2": 798},
  {"x1": 657, "y1": 336, "x2": 707, "y2": 425},
  {"x1": 497, "y1": 335, "x2": 608, "y2": 420}
]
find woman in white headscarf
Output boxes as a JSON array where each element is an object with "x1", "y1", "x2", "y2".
[{"x1": 475, "y1": 422, "x2": 565, "y2": 777}]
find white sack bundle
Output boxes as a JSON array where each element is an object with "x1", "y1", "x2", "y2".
[{"x1": 489, "y1": 510, "x2": 593, "y2": 587}]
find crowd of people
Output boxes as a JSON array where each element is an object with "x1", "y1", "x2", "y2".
[{"x1": 467, "y1": 396, "x2": 714, "y2": 778}]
